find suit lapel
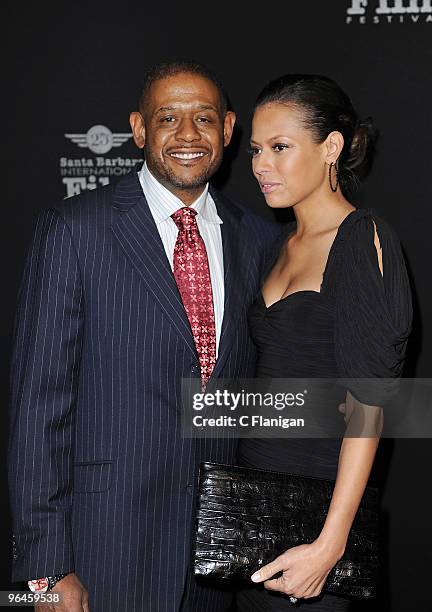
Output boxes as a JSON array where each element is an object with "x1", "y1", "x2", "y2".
[
  {"x1": 110, "y1": 171, "x2": 197, "y2": 359},
  {"x1": 210, "y1": 188, "x2": 249, "y2": 379},
  {"x1": 110, "y1": 173, "x2": 250, "y2": 375}
]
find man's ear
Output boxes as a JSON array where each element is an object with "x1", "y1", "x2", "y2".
[
  {"x1": 129, "y1": 112, "x2": 146, "y2": 149},
  {"x1": 223, "y1": 111, "x2": 236, "y2": 147}
]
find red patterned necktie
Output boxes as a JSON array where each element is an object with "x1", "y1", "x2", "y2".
[{"x1": 171, "y1": 207, "x2": 216, "y2": 388}]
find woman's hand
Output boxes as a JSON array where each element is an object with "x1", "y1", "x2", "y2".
[{"x1": 250, "y1": 539, "x2": 344, "y2": 600}]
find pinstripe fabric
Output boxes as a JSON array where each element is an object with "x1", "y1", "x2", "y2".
[
  {"x1": 8, "y1": 169, "x2": 281, "y2": 612},
  {"x1": 139, "y1": 163, "x2": 224, "y2": 356}
]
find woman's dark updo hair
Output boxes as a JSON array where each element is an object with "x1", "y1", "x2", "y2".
[{"x1": 255, "y1": 74, "x2": 377, "y2": 194}]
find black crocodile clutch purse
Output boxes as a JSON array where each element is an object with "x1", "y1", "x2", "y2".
[{"x1": 193, "y1": 462, "x2": 379, "y2": 598}]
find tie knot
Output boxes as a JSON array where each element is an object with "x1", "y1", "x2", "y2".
[{"x1": 171, "y1": 207, "x2": 198, "y2": 232}]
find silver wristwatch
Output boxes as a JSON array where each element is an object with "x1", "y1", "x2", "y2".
[{"x1": 28, "y1": 573, "x2": 69, "y2": 593}]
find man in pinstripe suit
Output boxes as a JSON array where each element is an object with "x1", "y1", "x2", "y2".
[{"x1": 8, "y1": 61, "x2": 280, "y2": 611}]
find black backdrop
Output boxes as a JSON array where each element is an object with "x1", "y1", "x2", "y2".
[{"x1": 3, "y1": 1, "x2": 431, "y2": 610}]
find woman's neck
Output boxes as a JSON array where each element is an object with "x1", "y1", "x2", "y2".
[{"x1": 292, "y1": 190, "x2": 354, "y2": 237}]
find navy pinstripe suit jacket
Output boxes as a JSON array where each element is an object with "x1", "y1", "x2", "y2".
[{"x1": 8, "y1": 169, "x2": 281, "y2": 612}]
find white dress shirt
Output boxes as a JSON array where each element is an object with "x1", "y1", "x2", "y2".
[{"x1": 138, "y1": 162, "x2": 225, "y2": 356}]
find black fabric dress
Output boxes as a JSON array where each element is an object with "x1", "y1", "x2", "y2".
[{"x1": 236, "y1": 208, "x2": 412, "y2": 611}]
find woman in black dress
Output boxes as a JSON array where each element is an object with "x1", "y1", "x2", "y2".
[{"x1": 236, "y1": 75, "x2": 412, "y2": 610}]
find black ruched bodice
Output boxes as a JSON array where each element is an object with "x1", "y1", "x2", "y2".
[
  {"x1": 239, "y1": 289, "x2": 344, "y2": 479},
  {"x1": 238, "y1": 208, "x2": 412, "y2": 480},
  {"x1": 251, "y1": 290, "x2": 337, "y2": 379}
]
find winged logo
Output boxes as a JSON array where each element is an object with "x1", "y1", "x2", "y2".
[{"x1": 65, "y1": 124, "x2": 132, "y2": 154}]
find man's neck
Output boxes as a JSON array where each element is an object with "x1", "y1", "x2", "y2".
[
  {"x1": 144, "y1": 164, "x2": 208, "y2": 206},
  {"x1": 171, "y1": 186, "x2": 207, "y2": 206}
]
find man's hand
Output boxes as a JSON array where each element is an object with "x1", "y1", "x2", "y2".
[{"x1": 35, "y1": 573, "x2": 89, "y2": 612}]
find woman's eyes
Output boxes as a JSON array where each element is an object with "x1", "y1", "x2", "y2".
[
  {"x1": 272, "y1": 143, "x2": 290, "y2": 152},
  {"x1": 247, "y1": 143, "x2": 291, "y2": 156},
  {"x1": 247, "y1": 147, "x2": 261, "y2": 157}
]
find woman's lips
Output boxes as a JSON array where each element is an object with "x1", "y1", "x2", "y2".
[{"x1": 259, "y1": 182, "x2": 280, "y2": 193}]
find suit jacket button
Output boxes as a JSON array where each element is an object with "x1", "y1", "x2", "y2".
[
  {"x1": 186, "y1": 483, "x2": 193, "y2": 496},
  {"x1": 191, "y1": 364, "x2": 200, "y2": 376}
]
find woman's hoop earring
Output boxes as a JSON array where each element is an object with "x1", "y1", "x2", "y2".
[{"x1": 329, "y1": 162, "x2": 339, "y2": 192}]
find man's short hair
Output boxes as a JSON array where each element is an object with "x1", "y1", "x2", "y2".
[{"x1": 138, "y1": 59, "x2": 229, "y2": 116}]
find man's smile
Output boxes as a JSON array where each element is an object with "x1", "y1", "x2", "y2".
[
  {"x1": 169, "y1": 151, "x2": 207, "y2": 159},
  {"x1": 166, "y1": 148, "x2": 210, "y2": 165}
]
